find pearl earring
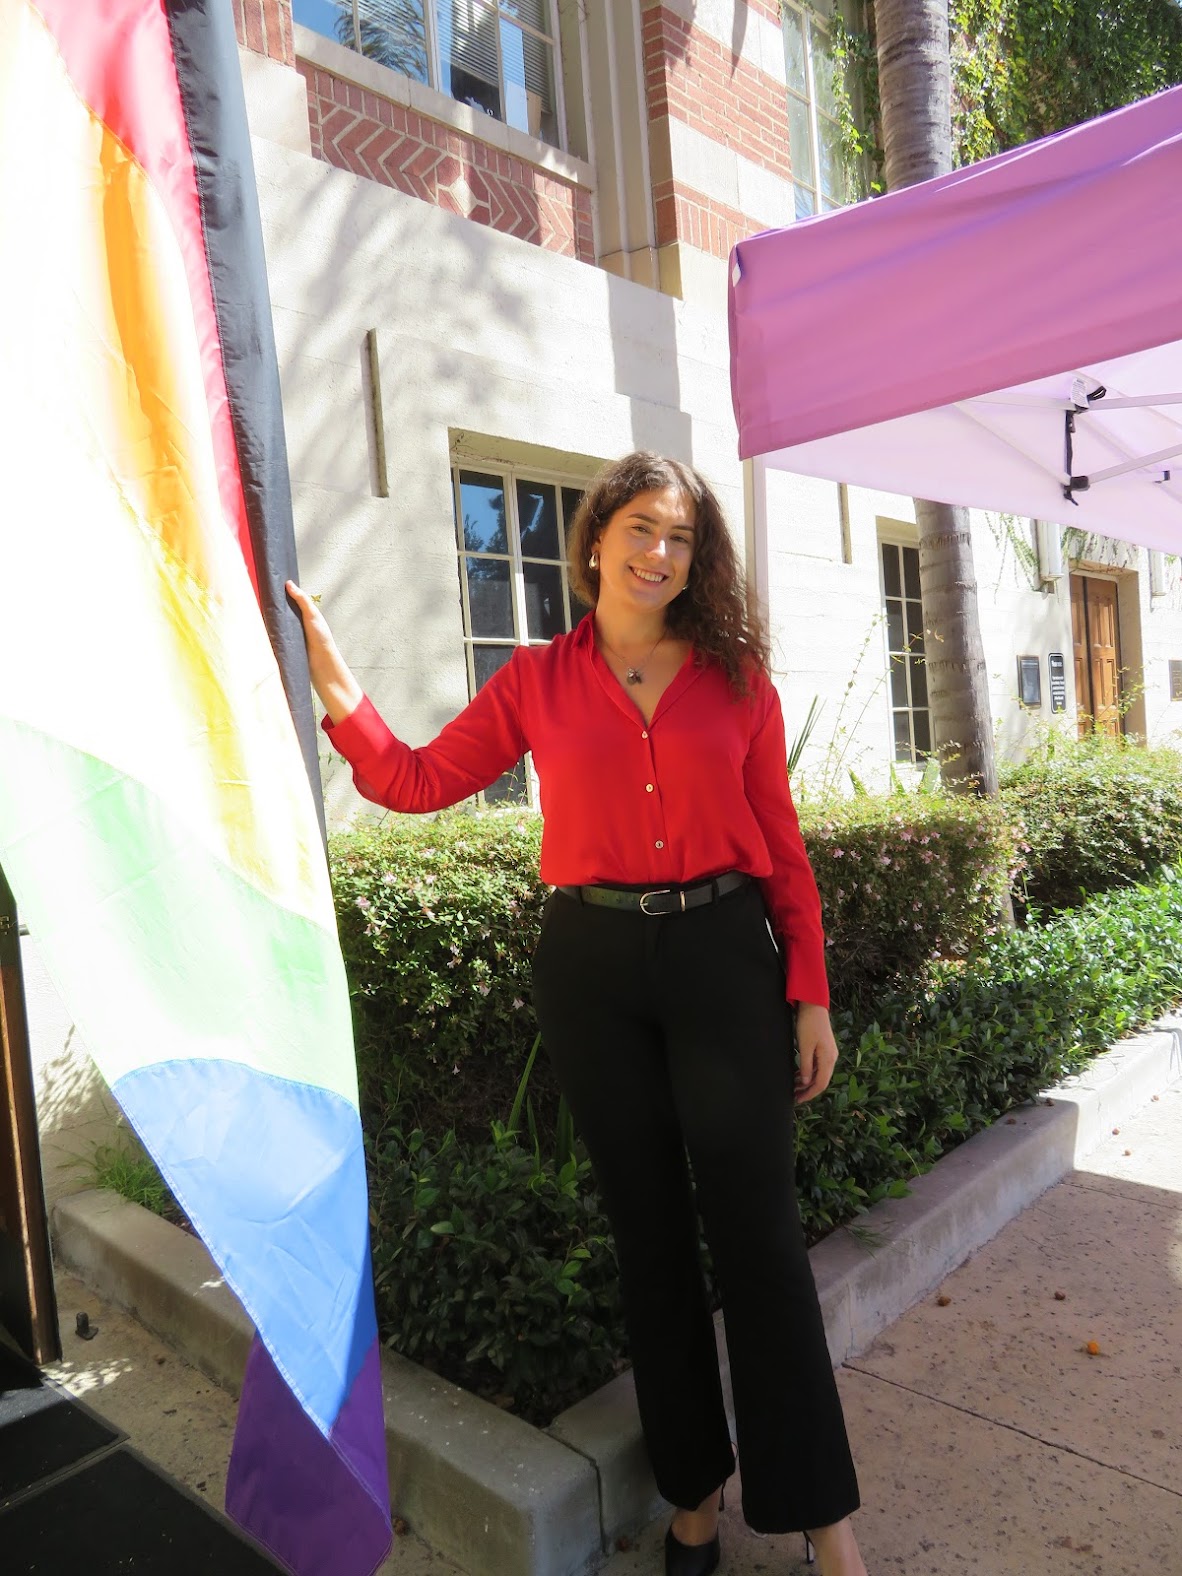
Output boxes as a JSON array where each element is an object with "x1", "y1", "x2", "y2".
[{"x1": 589, "y1": 551, "x2": 599, "y2": 570}]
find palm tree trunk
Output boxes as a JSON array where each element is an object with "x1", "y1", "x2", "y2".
[{"x1": 874, "y1": 0, "x2": 999, "y2": 797}]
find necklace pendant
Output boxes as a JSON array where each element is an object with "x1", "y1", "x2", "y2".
[{"x1": 626, "y1": 668, "x2": 643, "y2": 685}]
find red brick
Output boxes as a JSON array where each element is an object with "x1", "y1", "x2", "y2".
[{"x1": 243, "y1": 0, "x2": 264, "y2": 54}]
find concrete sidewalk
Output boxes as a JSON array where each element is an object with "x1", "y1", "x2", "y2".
[{"x1": 46, "y1": 1080, "x2": 1182, "y2": 1575}]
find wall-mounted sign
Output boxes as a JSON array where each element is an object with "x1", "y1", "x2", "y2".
[
  {"x1": 1170, "y1": 659, "x2": 1182, "y2": 702},
  {"x1": 1048, "y1": 651, "x2": 1067, "y2": 713},
  {"x1": 1018, "y1": 655, "x2": 1042, "y2": 708}
]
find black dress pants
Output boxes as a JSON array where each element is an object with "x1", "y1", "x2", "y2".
[{"x1": 531, "y1": 879, "x2": 860, "y2": 1534}]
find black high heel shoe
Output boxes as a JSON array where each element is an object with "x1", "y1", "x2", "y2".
[{"x1": 664, "y1": 1487, "x2": 725, "y2": 1576}]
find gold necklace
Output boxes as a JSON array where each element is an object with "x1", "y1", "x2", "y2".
[{"x1": 598, "y1": 630, "x2": 666, "y2": 685}]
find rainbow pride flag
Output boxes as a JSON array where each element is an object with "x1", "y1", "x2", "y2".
[{"x1": 0, "y1": 2, "x2": 391, "y2": 1571}]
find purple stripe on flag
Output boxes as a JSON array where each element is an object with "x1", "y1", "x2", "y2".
[{"x1": 227, "y1": 1335, "x2": 392, "y2": 1576}]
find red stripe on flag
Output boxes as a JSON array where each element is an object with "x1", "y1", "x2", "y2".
[{"x1": 32, "y1": 0, "x2": 260, "y2": 599}]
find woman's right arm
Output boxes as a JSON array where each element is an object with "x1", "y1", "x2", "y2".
[
  {"x1": 286, "y1": 582, "x2": 364, "y2": 724},
  {"x1": 286, "y1": 581, "x2": 526, "y2": 813}
]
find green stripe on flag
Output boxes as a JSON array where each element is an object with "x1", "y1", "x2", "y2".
[{"x1": 0, "y1": 720, "x2": 358, "y2": 1107}]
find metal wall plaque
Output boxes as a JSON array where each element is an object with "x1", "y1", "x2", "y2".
[
  {"x1": 1018, "y1": 655, "x2": 1042, "y2": 708},
  {"x1": 1048, "y1": 651, "x2": 1067, "y2": 713},
  {"x1": 1170, "y1": 660, "x2": 1182, "y2": 702}
]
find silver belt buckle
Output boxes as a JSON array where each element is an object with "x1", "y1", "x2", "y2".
[{"x1": 639, "y1": 888, "x2": 672, "y2": 915}]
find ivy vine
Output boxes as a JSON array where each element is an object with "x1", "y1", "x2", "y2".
[{"x1": 823, "y1": 0, "x2": 1182, "y2": 184}]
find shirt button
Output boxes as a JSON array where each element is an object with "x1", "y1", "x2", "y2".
[
  {"x1": 655, "y1": 840, "x2": 664, "y2": 849},
  {"x1": 641, "y1": 730, "x2": 648, "y2": 739},
  {"x1": 645, "y1": 783, "x2": 654, "y2": 793}
]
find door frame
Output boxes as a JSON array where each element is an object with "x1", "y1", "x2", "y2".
[{"x1": 0, "y1": 863, "x2": 60, "y2": 1364}]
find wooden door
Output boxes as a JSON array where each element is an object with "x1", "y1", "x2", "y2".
[
  {"x1": 1070, "y1": 575, "x2": 1122, "y2": 739},
  {"x1": 0, "y1": 864, "x2": 59, "y2": 1363}
]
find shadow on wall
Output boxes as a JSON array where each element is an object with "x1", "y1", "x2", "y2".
[
  {"x1": 258, "y1": 137, "x2": 550, "y2": 823},
  {"x1": 22, "y1": 937, "x2": 124, "y2": 1208}
]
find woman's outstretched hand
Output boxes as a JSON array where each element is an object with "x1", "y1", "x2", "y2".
[
  {"x1": 794, "y1": 1003, "x2": 839, "y2": 1104},
  {"x1": 285, "y1": 580, "x2": 364, "y2": 725}
]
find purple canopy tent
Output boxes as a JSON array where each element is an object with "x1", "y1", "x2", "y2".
[{"x1": 728, "y1": 86, "x2": 1182, "y2": 552}]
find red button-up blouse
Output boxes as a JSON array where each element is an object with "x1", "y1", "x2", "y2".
[{"x1": 323, "y1": 615, "x2": 829, "y2": 1008}]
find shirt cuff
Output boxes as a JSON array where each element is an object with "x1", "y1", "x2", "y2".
[
  {"x1": 321, "y1": 694, "x2": 385, "y2": 758},
  {"x1": 784, "y1": 956, "x2": 830, "y2": 1012}
]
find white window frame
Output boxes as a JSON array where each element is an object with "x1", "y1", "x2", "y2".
[
  {"x1": 878, "y1": 536, "x2": 931, "y2": 766},
  {"x1": 303, "y1": 0, "x2": 568, "y2": 153},
  {"x1": 451, "y1": 462, "x2": 588, "y2": 804},
  {"x1": 781, "y1": 0, "x2": 864, "y2": 217}
]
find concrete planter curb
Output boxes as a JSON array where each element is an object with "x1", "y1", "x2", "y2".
[{"x1": 52, "y1": 1016, "x2": 1182, "y2": 1576}]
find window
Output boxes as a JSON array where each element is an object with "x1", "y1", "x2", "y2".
[
  {"x1": 453, "y1": 467, "x2": 590, "y2": 803},
  {"x1": 781, "y1": 1, "x2": 863, "y2": 218},
  {"x1": 293, "y1": 0, "x2": 563, "y2": 149},
  {"x1": 881, "y1": 542, "x2": 931, "y2": 763}
]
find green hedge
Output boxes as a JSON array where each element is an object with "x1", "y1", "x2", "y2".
[
  {"x1": 330, "y1": 814, "x2": 554, "y2": 1145},
  {"x1": 795, "y1": 869, "x2": 1182, "y2": 1233},
  {"x1": 366, "y1": 872, "x2": 1182, "y2": 1421},
  {"x1": 800, "y1": 793, "x2": 1020, "y2": 1011},
  {"x1": 331, "y1": 794, "x2": 1020, "y2": 1142},
  {"x1": 369, "y1": 1128, "x2": 625, "y2": 1424},
  {"x1": 1000, "y1": 735, "x2": 1182, "y2": 911}
]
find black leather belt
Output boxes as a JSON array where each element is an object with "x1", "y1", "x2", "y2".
[{"x1": 557, "y1": 871, "x2": 751, "y2": 916}]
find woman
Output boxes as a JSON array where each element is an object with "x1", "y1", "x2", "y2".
[{"x1": 288, "y1": 452, "x2": 867, "y2": 1576}]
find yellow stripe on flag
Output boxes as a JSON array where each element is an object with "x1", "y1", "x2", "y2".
[{"x1": 0, "y1": 0, "x2": 329, "y2": 930}]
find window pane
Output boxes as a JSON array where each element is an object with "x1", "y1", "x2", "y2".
[
  {"x1": 782, "y1": 7, "x2": 808, "y2": 96},
  {"x1": 568, "y1": 584, "x2": 593, "y2": 626},
  {"x1": 912, "y1": 710, "x2": 932, "y2": 757},
  {"x1": 482, "y1": 760, "x2": 530, "y2": 804},
  {"x1": 787, "y1": 95, "x2": 814, "y2": 185},
  {"x1": 517, "y1": 480, "x2": 561, "y2": 560},
  {"x1": 903, "y1": 546, "x2": 922, "y2": 598},
  {"x1": 500, "y1": 18, "x2": 557, "y2": 143},
  {"x1": 473, "y1": 644, "x2": 515, "y2": 689},
  {"x1": 523, "y1": 561, "x2": 565, "y2": 639},
  {"x1": 905, "y1": 598, "x2": 925, "y2": 648},
  {"x1": 793, "y1": 183, "x2": 817, "y2": 221},
  {"x1": 473, "y1": 646, "x2": 528, "y2": 803},
  {"x1": 889, "y1": 656, "x2": 909, "y2": 708},
  {"x1": 811, "y1": 26, "x2": 840, "y2": 119},
  {"x1": 818, "y1": 115, "x2": 845, "y2": 204},
  {"x1": 909, "y1": 655, "x2": 929, "y2": 709},
  {"x1": 437, "y1": 0, "x2": 502, "y2": 119},
  {"x1": 886, "y1": 599, "x2": 904, "y2": 654},
  {"x1": 357, "y1": 0, "x2": 429, "y2": 80},
  {"x1": 561, "y1": 486, "x2": 585, "y2": 548},
  {"x1": 457, "y1": 471, "x2": 508, "y2": 552},
  {"x1": 881, "y1": 542, "x2": 901, "y2": 597},
  {"x1": 892, "y1": 711, "x2": 913, "y2": 762},
  {"x1": 294, "y1": 0, "x2": 354, "y2": 45},
  {"x1": 497, "y1": 0, "x2": 550, "y2": 36},
  {"x1": 466, "y1": 556, "x2": 514, "y2": 636}
]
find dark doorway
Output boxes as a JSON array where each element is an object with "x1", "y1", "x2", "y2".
[{"x1": 0, "y1": 864, "x2": 58, "y2": 1365}]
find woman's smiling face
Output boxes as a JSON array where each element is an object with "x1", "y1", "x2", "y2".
[{"x1": 592, "y1": 486, "x2": 695, "y2": 614}]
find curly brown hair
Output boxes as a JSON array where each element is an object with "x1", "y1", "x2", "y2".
[{"x1": 567, "y1": 451, "x2": 770, "y2": 695}]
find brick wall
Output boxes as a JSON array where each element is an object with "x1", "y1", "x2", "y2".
[
  {"x1": 642, "y1": 1, "x2": 793, "y2": 264},
  {"x1": 642, "y1": 5, "x2": 791, "y2": 179},
  {"x1": 232, "y1": 0, "x2": 294, "y2": 67},
  {"x1": 300, "y1": 64, "x2": 595, "y2": 264}
]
